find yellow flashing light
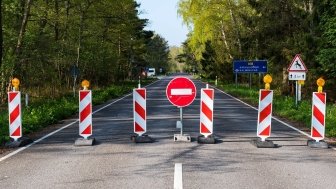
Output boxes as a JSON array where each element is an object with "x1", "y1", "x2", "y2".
[
  {"x1": 317, "y1": 77, "x2": 325, "y2": 93},
  {"x1": 263, "y1": 74, "x2": 272, "y2": 90},
  {"x1": 11, "y1": 78, "x2": 20, "y2": 91},
  {"x1": 81, "y1": 80, "x2": 90, "y2": 90}
]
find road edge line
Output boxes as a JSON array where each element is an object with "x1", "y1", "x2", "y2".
[
  {"x1": 210, "y1": 84, "x2": 312, "y2": 139},
  {"x1": 0, "y1": 79, "x2": 161, "y2": 162}
]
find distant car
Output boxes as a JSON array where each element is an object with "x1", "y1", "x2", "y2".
[{"x1": 147, "y1": 68, "x2": 156, "y2": 77}]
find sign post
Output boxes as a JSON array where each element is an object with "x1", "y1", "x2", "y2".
[
  {"x1": 287, "y1": 54, "x2": 308, "y2": 107},
  {"x1": 166, "y1": 77, "x2": 196, "y2": 142}
]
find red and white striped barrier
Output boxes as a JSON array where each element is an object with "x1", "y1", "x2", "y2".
[
  {"x1": 133, "y1": 88, "x2": 146, "y2": 136},
  {"x1": 257, "y1": 90, "x2": 273, "y2": 141},
  {"x1": 79, "y1": 90, "x2": 92, "y2": 139},
  {"x1": 311, "y1": 92, "x2": 326, "y2": 142},
  {"x1": 200, "y1": 88, "x2": 214, "y2": 137},
  {"x1": 8, "y1": 91, "x2": 22, "y2": 141}
]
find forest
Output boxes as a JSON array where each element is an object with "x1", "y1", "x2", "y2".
[
  {"x1": 177, "y1": 0, "x2": 336, "y2": 100},
  {"x1": 0, "y1": 0, "x2": 170, "y2": 103}
]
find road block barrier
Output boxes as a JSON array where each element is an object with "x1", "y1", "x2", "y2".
[
  {"x1": 200, "y1": 88, "x2": 214, "y2": 137},
  {"x1": 133, "y1": 88, "x2": 146, "y2": 136},
  {"x1": 257, "y1": 90, "x2": 273, "y2": 141},
  {"x1": 8, "y1": 91, "x2": 22, "y2": 140},
  {"x1": 311, "y1": 92, "x2": 326, "y2": 142},
  {"x1": 79, "y1": 90, "x2": 92, "y2": 139}
]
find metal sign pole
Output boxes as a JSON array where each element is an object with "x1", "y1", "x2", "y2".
[
  {"x1": 249, "y1": 73, "x2": 252, "y2": 89},
  {"x1": 73, "y1": 76, "x2": 77, "y2": 97},
  {"x1": 180, "y1": 107, "x2": 183, "y2": 135},
  {"x1": 298, "y1": 83, "x2": 302, "y2": 102},
  {"x1": 235, "y1": 73, "x2": 238, "y2": 88},
  {"x1": 295, "y1": 81, "x2": 298, "y2": 107}
]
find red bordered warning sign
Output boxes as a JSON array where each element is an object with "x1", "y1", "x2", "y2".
[{"x1": 287, "y1": 54, "x2": 308, "y2": 72}]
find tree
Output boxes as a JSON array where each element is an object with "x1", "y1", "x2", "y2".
[
  {"x1": 316, "y1": 0, "x2": 336, "y2": 79},
  {"x1": 143, "y1": 34, "x2": 170, "y2": 74},
  {"x1": 0, "y1": 0, "x2": 170, "y2": 100}
]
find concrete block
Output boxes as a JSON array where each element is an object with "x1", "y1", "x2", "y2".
[
  {"x1": 75, "y1": 138, "x2": 95, "y2": 146},
  {"x1": 251, "y1": 138, "x2": 276, "y2": 148},
  {"x1": 174, "y1": 134, "x2": 191, "y2": 142},
  {"x1": 307, "y1": 140, "x2": 329, "y2": 149}
]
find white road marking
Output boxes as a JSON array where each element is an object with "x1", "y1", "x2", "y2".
[
  {"x1": 0, "y1": 80, "x2": 161, "y2": 162},
  {"x1": 174, "y1": 163, "x2": 183, "y2": 189},
  {"x1": 211, "y1": 84, "x2": 313, "y2": 139},
  {"x1": 171, "y1": 89, "x2": 192, "y2": 95}
]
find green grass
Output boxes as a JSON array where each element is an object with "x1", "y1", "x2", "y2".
[
  {"x1": 213, "y1": 82, "x2": 336, "y2": 138},
  {"x1": 0, "y1": 79, "x2": 155, "y2": 144}
]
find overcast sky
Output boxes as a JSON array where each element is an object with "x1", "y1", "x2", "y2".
[{"x1": 136, "y1": 0, "x2": 189, "y2": 47}]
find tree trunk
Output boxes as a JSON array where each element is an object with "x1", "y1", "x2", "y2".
[
  {"x1": 0, "y1": 0, "x2": 2, "y2": 68},
  {"x1": 220, "y1": 22, "x2": 233, "y2": 59},
  {"x1": 15, "y1": 0, "x2": 32, "y2": 56},
  {"x1": 228, "y1": 0, "x2": 242, "y2": 57},
  {"x1": 54, "y1": 0, "x2": 59, "y2": 41}
]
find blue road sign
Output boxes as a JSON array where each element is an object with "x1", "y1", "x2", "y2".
[
  {"x1": 71, "y1": 65, "x2": 79, "y2": 77},
  {"x1": 233, "y1": 60, "x2": 267, "y2": 73}
]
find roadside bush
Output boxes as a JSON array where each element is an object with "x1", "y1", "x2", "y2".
[
  {"x1": 0, "y1": 79, "x2": 155, "y2": 145},
  {"x1": 216, "y1": 83, "x2": 336, "y2": 138}
]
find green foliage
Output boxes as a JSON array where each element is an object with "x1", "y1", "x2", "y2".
[
  {"x1": 144, "y1": 35, "x2": 170, "y2": 74},
  {"x1": 217, "y1": 83, "x2": 336, "y2": 138},
  {"x1": 0, "y1": 80, "x2": 150, "y2": 144},
  {"x1": 178, "y1": 0, "x2": 336, "y2": 96},
  {"x1": 316, "y1": 1, "x2": 336, "y2": 78},
  {"x1": 0, "y1": 0, "x2": 170, "y2": 99}
]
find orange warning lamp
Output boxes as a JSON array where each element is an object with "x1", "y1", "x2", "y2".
[
  {"x1": 263, "y1": 74, "x2": 272, "y2": 90},
  {"x1": 11, "y1": 78, "x2": 20, "y2": 91},
  {"x1": 81, "y1": 80, "x2": 90, "y2": 90},
  {"x1": 316, "y1": 77, "x2": 325, "y2": 93}
]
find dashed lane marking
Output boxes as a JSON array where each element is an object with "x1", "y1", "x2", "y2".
[{"x1": 174, "y1": 163, "x2": 183, "y2": 189}]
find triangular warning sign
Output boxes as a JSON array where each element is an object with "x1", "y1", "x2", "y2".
[{"x1": 287, "y1": 54, "x2": 308, "y2": 72}]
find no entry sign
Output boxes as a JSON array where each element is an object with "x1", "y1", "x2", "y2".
[{"x1": 166, "y1": 77, "x2": 196, "y2": 107}]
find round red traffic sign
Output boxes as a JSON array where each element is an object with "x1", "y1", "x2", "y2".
[{"x1": 166, "y1": 77, "x2": 196, "y2": 107}]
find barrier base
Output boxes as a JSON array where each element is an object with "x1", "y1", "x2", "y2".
[
  {"x1": 307, "y1": 140, "x2": 328, "y2": 149},
  {"x1": 174, "y1": 134, "x2": 191, "y2": 142},
  {"x1": 251, "y1": 138, "x2": 276, "y2": 148},
  {"x1": 74, "y1": 137, "x2": 95, "y2": 146},
  {"x1": 197, "y1": 135, "x2": 215, "y2": 144},
  {"x1": 131, "y1": 134, "x2": 154, "y2": 143},
  {"x1": 5, "y1": 137, "x2": 33, "y2": 148}
]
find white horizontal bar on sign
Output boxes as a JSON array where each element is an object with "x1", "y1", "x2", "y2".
[{"x1": 171, "y1": 89, "x2": 192, "y2": 95}]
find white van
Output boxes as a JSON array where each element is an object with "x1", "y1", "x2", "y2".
[{"x1": 147, "y1": 68, "x2": 156, "y2": 77}]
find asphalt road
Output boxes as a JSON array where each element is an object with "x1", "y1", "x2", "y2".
[{"x1": 1, "y1": 74, "x2": 336, "y2": 189}]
